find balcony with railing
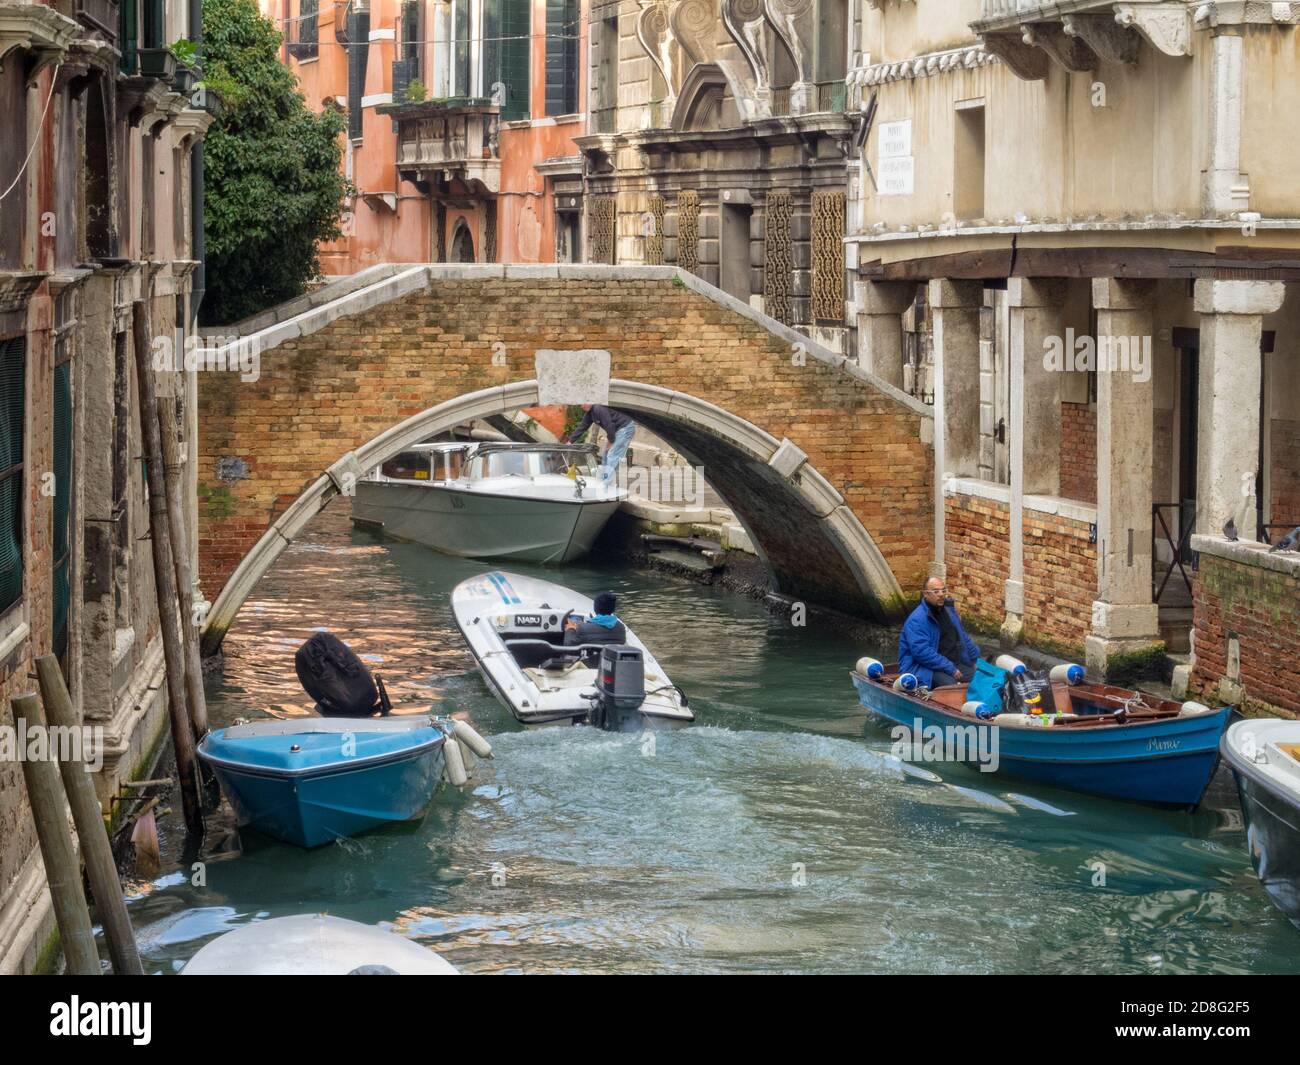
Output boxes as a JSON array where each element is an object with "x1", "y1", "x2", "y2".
[
  {"x1": 379, "y1": 99, "x2": 501, "y2": 195},
  {"x1": 971, "y1": 0, "x2": 1192, "y2": 81},
  {"x1": 75, "y1": 0, "x2": 119, "y2": 45}
]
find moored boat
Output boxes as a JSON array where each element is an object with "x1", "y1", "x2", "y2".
[
  {"x1": 452, "y1": 570, "x2": 694, "y2": 729},
  {"x1": 851, "y1": 663, "x2": 1231, "y2": 807},
  {"x1": 1221, "y1": 718, "x2": 1300, "y2": 929},
  {"x1": 352, "y1": 441, "x2": 624, "y2": 563},
  {"x1": 198, "y1": 716, "x2": 451, "y2": 848}
]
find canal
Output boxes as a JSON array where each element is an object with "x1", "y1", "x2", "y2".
[{"x1": 125, "y1": 508, "x2": 1300, "y2": 974}]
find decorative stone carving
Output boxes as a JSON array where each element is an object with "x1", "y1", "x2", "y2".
[
  {"x1": 677, "y1": 190, "x2": 700, "y2": 275},
  {"x1": 636, "y1": 1, "x2": 679, "y2": 113},
  {"x1": 1024, "y1": 23, "x2": 1098, "y2": 71},
  {"x1": 764, "y1": 191, "x2": 793, "y2": 326},
  {"x1": 811, "y1": 191, "x2": 845, "y2": 324},
  {"x1": 0, "y1": 3, "x2": 79, "y2": 77},
  {"x1": 981, "y1": 30, "x2": 1050, "y2": 81},
  {"x1": 850, "y1": 45, "x2": 995, "y2": 89},
  {"x1": 1114, "y1": 2, "x2": 1193, "y2": 57},
  {"x1": 669, "y1": 0, "x2": 716, "y2": 69},
  {"x1": 1062, "y1": 13, "x2": 1141, "y2": 64},
  {"x1": 587, "y1": 195, "x2": 617, "y2": 265},
  {"x1": 723, "y1": 0, "x2": 772, "y2": 113},
  {"x1": 646, "y1": 194, "x2": 666, "y2": 265},
  {"x1": 764, "y1": 0, "x2": 816, "y2": 113}
]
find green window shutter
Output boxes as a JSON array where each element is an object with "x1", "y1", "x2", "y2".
[
  {"x1": 52, "y1": 358, "x2": 71, "y2": 654},
  {"x1": 0, "y1": 337, "x2": 24, "y2": 615},
  {"x1": 545, "y1": 0, "x2": 578, "y2": 116},
  {"x1": 485, "y1": 0, "x2": 531, "y2": 121}
]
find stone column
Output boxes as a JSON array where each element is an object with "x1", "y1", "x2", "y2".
[
  {"x1": 1195, "y1": 279, "x2": 1285, "y2": 543},
  {"x1": 854, "y1": 280, "x2": 914, "y2": 386},
  {"x1": 928, "y1": 278, "x2": 983, "y2": 570},
  {"x1": 1086, "y1": 278, "x2": 1161, "y2": 676},
  {"x1": 1000, "y1": 278, "x2": 1066, "y2": 645}
]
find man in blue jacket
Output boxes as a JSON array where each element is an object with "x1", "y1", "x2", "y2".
[{"x1": 898, "y1": 577, "x2": 982, "y2": 688}]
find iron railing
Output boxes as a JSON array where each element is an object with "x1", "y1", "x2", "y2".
[
  {"x1": 76, "y1": 0, "x2": 119, "y2": 43},
  {"x1": 1152, "y1": 501, "x2": 1196, "y2": 601}
]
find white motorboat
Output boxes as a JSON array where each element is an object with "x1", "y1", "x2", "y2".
[
  {"x1": 451, "y1": 570, "x2": 694, "y2": 730},
  {"x1": 352, "y1": 441, "x2": 624, "y2": 563}
]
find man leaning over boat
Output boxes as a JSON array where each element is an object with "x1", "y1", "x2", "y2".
[
  {"x1": 562, "y1": 404, "x2": 636, "y2": 486},
  {"x1": 898, "y1": 577, "x2": 982, "y2": 689}
]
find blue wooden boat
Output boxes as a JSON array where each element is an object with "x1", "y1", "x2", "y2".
[
  {"x1": 851, "y1": 666, "x2": 1231, "y2": 807},
  {"x1": 198, "y1": 716, "x2": 449, "y2": 848}
]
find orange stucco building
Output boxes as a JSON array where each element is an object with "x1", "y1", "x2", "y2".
[{"x1": 260, "y1": 0, "x2": 587, "y2": 274}]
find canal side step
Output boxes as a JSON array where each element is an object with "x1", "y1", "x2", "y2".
[{"x1": 641, "y1": 533, "x2": 724, "y2": 572}]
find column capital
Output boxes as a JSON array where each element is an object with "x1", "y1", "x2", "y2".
[
  {"x1": 859, "y1": 279, "x2": 916, "y2": 315},
  {"x1": 1194, "y1": 278, "x2": 1286, "y2": 316},
  {"x1": 1006, "y1": 277, "x2": 1067, "y2": 308},
  {"x1": 927, "y1": 278, "x2": 983, "y2": 308},
  {"x1": 1092, "y1": 277, "x2": 1157, "y2": 311}
]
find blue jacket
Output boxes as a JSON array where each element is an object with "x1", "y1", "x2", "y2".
[{"x1": 898, "y1": 599, "x2": 981, "y2": 686}]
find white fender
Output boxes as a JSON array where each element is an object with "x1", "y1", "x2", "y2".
[
  {"x1": 995, "y1": 655, "x2": 1027, "y2": 675},
  {"x1": 893, "y1": 673, "x2": 918, "y2": 693},
  {"x1": 443, "y1": 737, "x2": 468, "y2": 786},
  {"x1": 1179, "y1": 701, "x2": 1215, "y2": 717},
  {"x1": 1049, "y1": 663, "x2": 1085, "y2": 686},
  {"x1": 856, "y1": 657, "x2": 885, "y2": 681},
  {"x1": 453, "y1": 720, "x2": 493, "y2": 758}
]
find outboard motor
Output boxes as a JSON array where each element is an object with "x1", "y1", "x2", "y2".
[
  {"x1": 295, "y1": 631, "x2": 389, "y2": 717},
  {"x1": 590, "y1": 645, "x2": 646, "y2": 730}
]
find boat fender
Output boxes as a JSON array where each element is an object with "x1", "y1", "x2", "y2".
[
  {"x1": 994, "y1": 655, "x2": 1027, "y2": 675},
  {"x1": 992, "y1": 713, "x2": 1037, "y2": 727},
  {"x1": 1178, "y1": 701, "x2": 1215, "y2": 718},
  {"x1": 1049, "y1": 663, "x2": 1086, "y2": 686},
  {"x1": 857, "y1": 657, "x2": 885, "y2": 681},
  {"x1": 453, "y1": 720, "x2": 493, "y2": 759},
  {"x1": 962, "y1": 701, "x2": 998, "y2": 720},
  {"x1": 893, "y1": 673, "x2": 919, "y2": 693},
  {"x1": 443, "y1": 738, "x2": 468, "y2": 786}
]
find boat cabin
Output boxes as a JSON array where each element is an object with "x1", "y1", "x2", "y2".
[{"x1": 370, "y1": 442, "x2": 601, "y2": 485}]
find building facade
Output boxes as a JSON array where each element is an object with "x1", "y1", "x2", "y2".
[
  {"x1": 575, "y1": 0, "x2": 855, "y2": 352},
  {"x1": 263, "y1": 0, "x2": 589, "y2": 272},
  {"x1": 0, "y1": 0, "x2": 213, "y2": 972},
  {"x1": 848, "y1": 0, "x2": 1300, "y2": 713}
]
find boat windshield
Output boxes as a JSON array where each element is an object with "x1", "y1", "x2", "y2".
[
  {"x1": 465, "y1": 450, "x2": 599, "y2": 480},
  {"x1": 380, "y1": 452, "x2": 432, "y2": 481}
]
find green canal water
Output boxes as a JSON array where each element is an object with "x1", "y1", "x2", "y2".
[{"x1": 125, "y1": 508, "x2": 1300, "y2": 974}]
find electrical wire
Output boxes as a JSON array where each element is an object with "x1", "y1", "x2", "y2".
[{"x1": 0, "y1": 64, "x2": 61, "y2": 204}]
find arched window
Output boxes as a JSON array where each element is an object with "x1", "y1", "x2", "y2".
[{"x1": 450, "y1": 219, "x2": 476, "y2": 262}]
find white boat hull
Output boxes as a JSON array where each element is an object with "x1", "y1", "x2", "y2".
[
  {"x1": 352, "y1": 480, "x2": 620, "y2": 563},
  {"x1": 451, "y1": 571, "x2": 694, "y2": 730}
]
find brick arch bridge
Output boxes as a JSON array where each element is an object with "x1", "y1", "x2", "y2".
[{"x1": 196, "y1": 265, "x2": 935, "y2": 654}]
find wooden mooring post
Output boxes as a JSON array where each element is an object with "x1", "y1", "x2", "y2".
[
  {"x1": 10, "y1": 693, "x2": 100, "y2": 975},
  {"x1": 35, "y1": 656, "x2": 144, "y2": 975},
  {"x1": 132, "y1": 301, "x2": 203, "y2": 835},
  {"x1": 157, "y1": 398, "x2": 208, "y2": 737}
]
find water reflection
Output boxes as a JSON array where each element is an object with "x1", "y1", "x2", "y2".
[{"x1": 126, "y1": 507, "x2": 1299, "y2": 974}]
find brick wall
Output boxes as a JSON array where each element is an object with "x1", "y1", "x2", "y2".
[
  {"x1": 198, "y1": 276, "x2": 934, "y2": 617},
  {"x1": 1060, "y1": 401, "x2": 1096, "y2": 504},
  {"x1": 1191, "y1": 546, "x2": 1300, "y2": 719},
  {"x1": 943, "y1": 494, "x2": 1009, "y2": 635},
  {"x1": 1271, "y1": 417, "x2": 1300, "y2": 527},
  {"x1": 1022, "y1": 510, "x2": 1098, "y2": 655},
  {"x1": 945, "y1": 491, "x2": 1097, "y2": 657}
]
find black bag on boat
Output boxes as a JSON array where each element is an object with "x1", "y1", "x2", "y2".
[
  {"x1": 1007, "y1": 668, "x2": 1053, "y2": 716},
  {"x1": 295, "y1": 632, "x2": 383, "y2": 717}
]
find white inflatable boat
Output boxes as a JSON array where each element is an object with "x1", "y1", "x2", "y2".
[{"x1": 451, "y1": 571, "x2": 694, "y2": 730}]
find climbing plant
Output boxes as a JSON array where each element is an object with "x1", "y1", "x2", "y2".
[{"x1": 200, "y1": 0, "x2": 350, "y2": 325}]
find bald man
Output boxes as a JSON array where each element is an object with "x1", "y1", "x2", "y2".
[{"x1": 898, "y1": 576, "x2": 982, "y2": 688}]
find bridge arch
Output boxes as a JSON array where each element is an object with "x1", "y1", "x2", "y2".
[{"x1": 199, "y1": 378, "x2": 904, "y2": 654}]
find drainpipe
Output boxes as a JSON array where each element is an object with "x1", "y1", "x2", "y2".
[
  {"x1": 188, "y1": 0, "x2": 208, "y2": 614},
  {"x1": 189, "y1": 0, "x2": 205, "y2": 326}
]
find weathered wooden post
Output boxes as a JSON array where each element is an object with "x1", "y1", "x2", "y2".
[
  {"x1": 133, "y1": 301, "x2": 203, "y2": 835},
  {"x1": 34, "y1": 656, "x2": 144, "y2": 976},
  {"x1": 10, "y1": 693, "x2": 101, "y2": 975},
  {"x1": 157, "y1": 399, "x2": 209, "y2": 737}
]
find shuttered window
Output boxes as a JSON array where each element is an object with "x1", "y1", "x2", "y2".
[
  {"x1": 345, "y1": 3, "x2": 371, "y2": 140},
  {"x1": 484, "y1": 0, "x2": 531, "y2": 121},
  {"x1": 544, "y1": 0, "x2": 578, "y2": 116},
  {"x1": 0, "y1": 337, "x2": 24, "y2": 616}
]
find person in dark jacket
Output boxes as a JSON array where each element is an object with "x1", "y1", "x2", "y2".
[
  {"x1": 564, "y1": 591, "x2": 627, "y2": 647},
  {"x1": 897, "y1": 577, "x2": 982, "y2": 688},
  {"x1": 563, "y1": 404, "x2": 635, "y2": 486}
]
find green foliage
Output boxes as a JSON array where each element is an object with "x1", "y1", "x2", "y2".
[
  {"x1": 200, "y1": 0, "x2": 350, "y2": 326},
  {"x1": 171, "y1": 37, "x2": 200, "y2": 67},
  {"x1": 406, "y1": 79, "x2": 428, "y2": 103}
]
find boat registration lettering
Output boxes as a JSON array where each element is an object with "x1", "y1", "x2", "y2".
[
  {"x1": 514, "y1": 614, "x2": 543, "y2": 627},
  {"x1": 1147, "y1": 737, "x2": 1180, "y2": 752}
]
